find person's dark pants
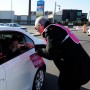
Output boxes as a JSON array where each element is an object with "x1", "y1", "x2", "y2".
[
  {"x1": 58, "y1": 74, "x2": 81, "y2": 90},
  {"x1": 54, "y1": 60, "x2": 81, "y2": 90},
  {"x1": 53, "y1": 59, "x2": 64, "y2": 71}
]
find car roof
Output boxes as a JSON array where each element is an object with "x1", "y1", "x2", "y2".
[
  {"x1": 0, "y1": 26, "x2": 23, "y2": 31},
  {"x1": 0, "y1": 26, "x2": 40, "y2": 44},
  {"x1": 6, "y1": 23, "x2": 18, "y2": 24},
  {"x1": 0, "y1": 26, "x2": 30, "y2": 37},
  {"x1": 0, "y1": 25, "x2": 7, "y2": 28}
]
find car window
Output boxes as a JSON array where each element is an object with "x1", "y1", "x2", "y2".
[
  {"x1": 0, "y1": 31, "x2": 35, "y2": 64},
  {"x1": 13, "y1": 23, "x2": 20, "y2": 27},
  {"x1": 24, "y1": 35, "x2": 34, "y2": 45},
  {"x1": 10, "y1": 24, "x2": 13, "y2": 27},
  {"x1": 24, "y1": 35, "x2": 34, "y2": 50},
  {"x1": 5, "y1": 24, "x2": 9, "y2": 26}
]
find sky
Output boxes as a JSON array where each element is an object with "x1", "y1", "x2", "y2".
[{"x1": 0, "y1": 0, "x2": 89, "y2": 15}]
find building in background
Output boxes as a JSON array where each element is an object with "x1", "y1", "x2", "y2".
[
  {"x1": 0, "y1": 11, "x2": 53, "y2": 25},
  {"x1": 48, "y1": 9, "x2": 87, "y2": 24},
  {"x1": 81, "y1": 13, "x2": 88, "y2": 22},
  {"x1": 0, "y1": 9, "x2": 87, "y2": 25},
  {"x1": 0, "y1": 11, "x2": 14, "y2": 23},
  {"x1": 62, "y1": 9, "x2": 82, "y2": 22}
]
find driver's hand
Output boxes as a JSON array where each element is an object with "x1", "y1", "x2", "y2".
[
  {"x1": 17, "y1": 44, "x2": 22, "y2": 48},
  {"x1": 24, "y1": 42, "x2": 34, "y2": 48}
]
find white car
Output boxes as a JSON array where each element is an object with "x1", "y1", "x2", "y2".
[
  {"x1": 5, "y1": 23, "x2": 27, "y2": 32},
  {"x1": 87, "y1": 27, "x2": 90, "y2": 36},
  {"x1": 0, "y1": 23, "x2": 5, "y2": 26},
  {"x1": 0, "y1": 27, "x2": 47, "y2": 90}
]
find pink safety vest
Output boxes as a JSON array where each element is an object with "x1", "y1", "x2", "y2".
[
  {"x1": 43, "y1": 24, "x2": 80, "y2": 44},
  {"x1": 55, "y1": 24, "x2": 80, "y2": 44},
  {"x1": 44, "y1": 24, "x2": 80, "y2": 44}
]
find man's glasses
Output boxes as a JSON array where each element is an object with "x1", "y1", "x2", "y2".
[{"x1": 35, "y1": 25, "x2": 40, "y2": 30}]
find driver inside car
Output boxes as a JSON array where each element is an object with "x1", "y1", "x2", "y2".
[
  {"x1": 6, "y1": 36, "x2": 22, "y2": 59},
  {"x1": 6, "y1": 35, "x2": 34, "y2": 59}
]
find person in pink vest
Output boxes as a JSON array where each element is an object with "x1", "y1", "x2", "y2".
[{"x1": 34, "y1": 16, "x2": 90, "y2": 90}]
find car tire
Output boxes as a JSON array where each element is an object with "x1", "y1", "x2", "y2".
[{"x1": 32, "y1": 66, "x2": 46, "y2": 90}]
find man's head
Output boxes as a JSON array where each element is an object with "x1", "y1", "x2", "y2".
[{"x1": 35, "y1": 16, "x2": 50, "y2": 35}]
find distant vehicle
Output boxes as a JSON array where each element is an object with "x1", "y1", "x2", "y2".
[
  {"x1": 0, "y1": 23, "x2": 7, "y2": 28},
  {"x1": 87, "y1": 27, "x2": 90, "y2": 36},
  {"x1": 68, "y1": 22, "x2": 74, "y2": 28},
  {"x1": 5, "y1": 23, "x2": 27, "y2": 32},
  {"x1": 0, "y1": 23, "x2": 5, "y2": 26},
  {"x1": 0, "y1": 27, "x2": 47, "y2": 90}
]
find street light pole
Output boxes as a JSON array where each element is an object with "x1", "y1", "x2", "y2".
[
  {"x1": 87, "y1": 11, "x2": 90, "y2": 26},
  {"x1": 54, "y1": 2, "x2": 57, "y2": 14},
  {"x1": 88, "y1": 11, "x2": 90, "y2": 21},
  {"x1": 57, "y1": 5, "x2": 61, "y2": 10},
  {"x1": 28, "y1": 0, "x2": 31, "y2": 24},
  {"x1": 11, "y1": 0, "x2": 12, "y2": 22},
  {"x1": 53, "y1": 2, "x2": 61, "y2": 23},
  {"x1": 53, "y1": 1, "x2": 56, "y2": 23}
]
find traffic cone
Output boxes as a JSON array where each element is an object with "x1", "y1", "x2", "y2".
[{"x1": 83, "y1": 24, "x2": 87, "y2": 33}]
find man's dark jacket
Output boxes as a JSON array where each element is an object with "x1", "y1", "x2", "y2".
[{"x1": 36, "y1": 24, "x2": 90, "y2": 85}]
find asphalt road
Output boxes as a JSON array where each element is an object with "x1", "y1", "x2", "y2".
[{"x1": 26, "y1": 25, "x2": 90, "y2": 90}]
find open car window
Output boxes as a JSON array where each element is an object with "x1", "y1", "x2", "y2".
[{"x1": 0, "y1": 31, "x2": 34, "y2": 64}]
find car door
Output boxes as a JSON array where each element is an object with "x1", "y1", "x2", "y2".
[
  {"x1": 2, "y1": 31, "x2": 38, "y2": 90},
  {"x1": 0, "y1": 40, "x2": 7, "y2": 90},
  {"x1": 0, "y1": 65, "x2": 6, "y2": 90}
]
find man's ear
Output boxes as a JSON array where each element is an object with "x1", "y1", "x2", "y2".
[
  {"x1": 41, "y1": 26, "x2": 44, "y2": 34},
  {"x1": 39, "y1": 24, "x2": 42, "y2": 27}
]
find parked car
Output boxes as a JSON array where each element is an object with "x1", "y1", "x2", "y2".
[
  {"x1": 87, "y1": 27, "x2": 90, "y2": 36},
  {"x1": 5, "y1": 23, "x2": 27, "y2": 32},
  {"x1": 0, "y1": 27, "x2": 47, "y2": 90},
  {"x1": 68, "y1": 22, "x2": 74, "y2": 28},
  {"x1": 0, "y1": 23, "x2": 6, "y2": 26}
]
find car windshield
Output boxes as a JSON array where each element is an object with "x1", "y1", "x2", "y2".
[{"x1": 13, "y1": 23, "x2": 21, "y2": 27}]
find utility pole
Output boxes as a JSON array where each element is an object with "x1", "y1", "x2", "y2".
[
  {"x1": 28, "y1": 0, "x2": 31, "y2": 15},
  {"x1": 11, "y1": 0, "x2": 13, "y2": 23},
  {"x1": 53, "y1": 2, "x2": 61, "y2": 23},
  {"x1": 53, "y1": 1, "x2": 57, "y2": 23},
  {"x1": 28, "y1": 0, "x2": 31, "y2": 24},
  {"x1": 88, "y1": 11, "x2": 90, "y2": 26}
]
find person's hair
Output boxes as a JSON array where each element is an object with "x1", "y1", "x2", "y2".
[
  {"x1": 11, "y1": 35, "x2": 19, "y2": 43},
  {"x1": 44, "y1": 21, "x2": 51, "y2": 28},
  {"x1": 35, "y1": 16, "x2": 51, "y2": 28}
]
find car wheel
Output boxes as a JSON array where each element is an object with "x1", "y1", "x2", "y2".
[{"x1": 32, "y1": 67, "x2": 45, "y2": 90}]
